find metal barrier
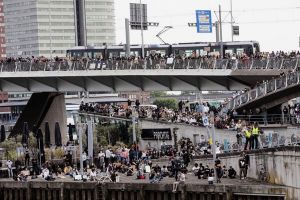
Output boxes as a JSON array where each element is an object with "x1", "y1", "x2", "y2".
[
  {"x1": 222, "y1": 69, "x2": 300, "y2": 113},
  {"x1": 0, "y1": 57, "x2": 299, "y2": 72}
]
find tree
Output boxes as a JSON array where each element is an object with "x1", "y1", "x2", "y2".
[
  {"x1": 150, "y1": 91, "x2": 167, "y2": 98},
  {"x1": 153, "y1": 98, "x2": 178, "y2": 110}
]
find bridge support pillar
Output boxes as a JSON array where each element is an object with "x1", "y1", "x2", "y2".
[{"x1": 40, "y1": 93, "x2": 67, "y2": 145}]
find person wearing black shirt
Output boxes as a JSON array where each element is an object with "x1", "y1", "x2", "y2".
[
  {"x1": 214, "y1": 157, "x2": 222, "y2": 183},
  {"x1": 228, "y1": 166, "x2": 237, "y2": 179},
  {"x1": 239, "y1": 155, "x2": 247, "y2": 180},
  {"x1": 203, "y1": 165, "x2": 210, "y2": 179},
  {"x1": 197, "y1": 163, "x2": 205, "y2": 179}
]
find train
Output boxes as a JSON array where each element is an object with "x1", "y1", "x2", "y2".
[{"x1": 66, "y1": 41, "x2": 260, "y2": 59}]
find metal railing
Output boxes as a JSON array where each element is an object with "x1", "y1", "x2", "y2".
[
  {"x1": 223, "y1": 70, "x2": 300, "y2": 112},
  {"x1": 0, "y1": 57, "x2": 299, "y2": 72}
]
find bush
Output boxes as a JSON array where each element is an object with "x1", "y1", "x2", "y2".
[{"x1": 153, "y1": 98, "x2": 178, "y2": 110}]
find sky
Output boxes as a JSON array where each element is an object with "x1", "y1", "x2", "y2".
[{"x1": 114, "y1": 0, "x2": 300, "y2": 52}]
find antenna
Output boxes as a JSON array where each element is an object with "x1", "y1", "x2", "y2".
[{"x1": 156, "y1": 26, "x2": 173, "y2": 44}]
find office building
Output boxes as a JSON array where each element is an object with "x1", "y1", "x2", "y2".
[
  {"x1": 0, "y1": 0, "x2": 5, "y2": 58},
  {"x1": 3, "y1": 0, "x2": 115, "y2": 58}
]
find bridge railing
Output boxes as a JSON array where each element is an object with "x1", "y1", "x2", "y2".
[
  {"x1": 0, "y1": 57, "x2": 299, "y2": 72},
  {"x1": 222, "y1": 69, "x2": 300, "y2": 112}
]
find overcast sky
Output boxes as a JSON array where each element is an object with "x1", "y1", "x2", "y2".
[{"x1": 114, "y1": 0, "x2": 300, "y2": 52}]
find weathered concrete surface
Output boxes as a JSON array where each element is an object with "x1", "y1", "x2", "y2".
[
  {"x1": 0, "y1": 177, "x2": 287, "y2": 200},
  {"x1": 139, "y1": 119, "x2": 299, "y2": 149},
  {"x1": 184, "y1": 146, "x2": 300, "y2": 200},
  {"x1": 40, "y1": 93, "x2": 67, "y2": 145}
]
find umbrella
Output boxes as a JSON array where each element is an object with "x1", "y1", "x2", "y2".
[
  {"x1": 37, "y1": 128, "x2": 45, "y2": 164},
  {"x1": 45, "y1": 122, "x2": 51, "y2": 148},
  {"x1": 0, "y1": 125, "x2": 5, "y2": 142},
  {"x1": 68, "y1": 123, "x2": 73, "y2": 141},
  {"x1": 22, "y1": 122, "x2": 29, "y2": 147},
  {"x1": 54, "y1": 122, "x2": 62, "y2": 146}
]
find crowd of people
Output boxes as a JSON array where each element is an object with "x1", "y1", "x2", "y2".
[
  {"x1": 1, "y1": 143, "x2": 255, "y2": 191},
  {"x1": 0, "y1": 50, "x2": 299, "y2": 71}
]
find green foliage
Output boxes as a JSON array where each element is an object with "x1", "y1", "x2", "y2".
[
  {"x1": 0, "y1": 138, "x2": 23, "y2": 160},
  {"x1": 150, "y1": 91, "x2": 167, "y2": 98},
  {"x1": 153, "y1": 98, "x2": 178, "y2": 110},
  {"x1": 95, "y1": 121, "x2": 132, "y2": 148}
]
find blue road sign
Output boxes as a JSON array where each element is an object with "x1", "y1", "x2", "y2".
[{"x1": 196, "y1": 10, "x2": 212, "y2": 33}]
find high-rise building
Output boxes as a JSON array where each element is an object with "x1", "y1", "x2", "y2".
[
  {"x1": 3, "y1": 0, "x2": 115, "y2": 58},
  {"x1": 0, "y1": 0, "x2": 6, "y2": 58},
  {"x1": 83, "y1": 0, "x2": 115, "y2": 46}
]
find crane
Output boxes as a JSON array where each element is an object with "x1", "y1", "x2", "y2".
[{"x1": 156, "y1": 26, "x2": 173, "y2": 44}]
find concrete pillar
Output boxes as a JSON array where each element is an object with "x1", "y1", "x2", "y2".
[{"x1": 40, "y1": 93, "x2": 67, "y2": 145}]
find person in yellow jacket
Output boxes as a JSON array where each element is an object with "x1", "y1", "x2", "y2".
[
  {"x1": 243, "y1": 125, "x2": 252, "y2": 150},
  {"x1": 251, "y1": 122, "x2": 260, "y2": 149}
]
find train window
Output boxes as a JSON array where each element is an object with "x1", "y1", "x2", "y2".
[
  {"x1": 200, "y1": 50, "x2": 207, "y2": 56},
  {"x1": 119, "y1": 52, "x2": 125, "y2": 57},
  {"x1": 225, "y1": 49, "x2": 234, "y2": 55},
  {"x1": 185, "y1": 50, "x2": 193, "y2": 57},
  {"x1": 95, "y1": 52, "x2": 103, "y2": 59},
  {"x1": 236, "y1": 48, "x2": 244, "y2": 55}
]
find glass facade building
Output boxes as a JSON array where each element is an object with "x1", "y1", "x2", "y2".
[{"x1": 3, "y1": 0, "x2": 115, "y2": 58}]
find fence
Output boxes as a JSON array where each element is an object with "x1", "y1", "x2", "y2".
[
  {"x1": 0, "y1": 57, "x2": 299, "y2": 72},
  {"x1": 223, "y1": 70, "x2": 300, "y2": 112}
]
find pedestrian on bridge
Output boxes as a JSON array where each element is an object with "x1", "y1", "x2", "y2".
[
  {"x1": 251, "y1": 123, "x2": 260, "y2": 149},
  {"x1": 243, "y1": 126, "x2": 252, "y2": 150}
]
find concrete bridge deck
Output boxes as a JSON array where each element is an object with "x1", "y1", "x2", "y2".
[{"x1": 0, "y1": 58, "x2": 297, "y2": 92}]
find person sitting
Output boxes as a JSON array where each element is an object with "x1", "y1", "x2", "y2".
[
  {"x1": 15, "y1": 171, "x2": 27, "y2": 182},
  {"x1": 208, "y1": 173, "x2": 214, "y2": 185},
  {"x1": 203, "y1": 165, "x2": 210, "y2": 179},
  {"x1": 192, "y1": 163, "x2": 200, "y2": 176},
  {"x1": 228, "y1": 166, "x2": 237, "y2": 179},
  {"x1": 64, "y1": 164, "x2": 73, "y2": 175},
  {"x1": 197, "y1": 163, "x2": 205, "y2": 179},
  {"x1": 222, "y1": 165, "x2": 228, "y2": 178},
  {"x1": 89, "y1": 168, "x2": 97, "y2": 181},
  {"x1": 149, "y1": 170, "x2": 159, "y2": 183},
  {"x1": 172, "y1": 171, "x2": 185, "y2": 192},
  {"x1": 161, "y1": 165, "x2": 169, "y2": 177},
  {"x1": 57, "y1": 168, "x2": 66, "y2": 179}
]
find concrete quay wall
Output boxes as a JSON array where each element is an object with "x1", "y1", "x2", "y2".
[
  {"x1": 0, "y1": 181, "x2": 287, "y2": 200},
  {"x1": 139, "y1": 119, "x2": 300, "y2": 149},
  {"x1": 189, "y1": 146, "x2": 300, "y2": 200}
]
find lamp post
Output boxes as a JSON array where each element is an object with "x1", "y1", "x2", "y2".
[
  {"x1": 139, "y1": 0, "x2": 145, "y2": 58},
  {"x1": 48, "y1": 0, "x2": 53, "y2": 59}
]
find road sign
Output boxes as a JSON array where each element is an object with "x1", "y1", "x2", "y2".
[
  {"x1": 196, "y1": 10, "x2": 212, "y2": 33},
  {"x1": 233, "y1": 26, "x2": 239, "y2": 35},
  {"x1": 130, "y1": 3, "x2": 148, "y2": 30},
  {"x1": 202, "y1": 116, "x2": 209, "y2": 126}
]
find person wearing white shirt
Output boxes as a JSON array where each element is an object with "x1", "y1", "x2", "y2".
[
  {"x1": 6, "y1": 160, "x2": 13, "y2": 178},
  {"x1": 42, "y1": 168, "x2": 50, "y2": 180},
  {"x1": 98, "y1": 150, "x2": 105, "y2": 170},
  {"x1": 105, "y1": 148, "x2": 112, "y2": 167},
  {"x1": 173, "y1": 171, "x2": 186, "y2": 192}
]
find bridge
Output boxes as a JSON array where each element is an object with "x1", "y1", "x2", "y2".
[
  {"x1": 223, "y1": 70, "x2": 300, "y2": 112},
  {"x1": 0, "y1": 57, "x2": 298, "y2": 92}
]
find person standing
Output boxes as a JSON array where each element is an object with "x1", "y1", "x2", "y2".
[
  {"x1": 252, "y1": 122, "x2": 260, "y2": 149},
  {"x1": 244, "y1": 126, "x2": 252, "y2": 150},
  {"x1": 25, "y1": 148, "x2": 30, "y2": 167},
  {"x1": 6, "y1": 160, "x2": 13, "y2": 178},
  {"x1": 214, "y1": 157, "x2": 222, "y2": 183},
  {"x1": 239, "y1": 153, "x2": 247, "y2": 180},
  {"x1": 98, "y1": 150, "x2": 105, "y2": 171}
]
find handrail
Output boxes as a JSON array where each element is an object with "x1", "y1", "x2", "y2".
[
  {"x1": 222, "y1": 69, "x2": 300, "y2": 112},
  {"x1": 0, "y1": 57, "x2": 298, "y2": 72}
]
